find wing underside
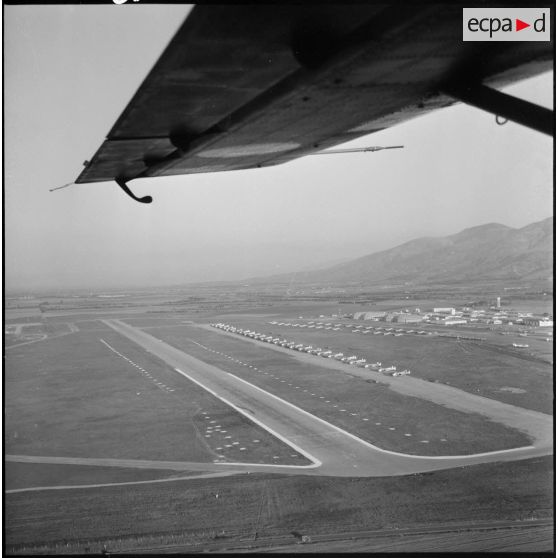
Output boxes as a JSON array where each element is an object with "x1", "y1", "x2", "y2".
[{"x1": 76, "y1": 4, "x2": 553, "y2": 185}]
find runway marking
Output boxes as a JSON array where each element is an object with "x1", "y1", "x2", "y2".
[
  {"x1": 100, "y1": 338, "x2": 174, "y2": 395},
  {"x1": 173, "y1": 367, "x2": 320, "y2": 468}
]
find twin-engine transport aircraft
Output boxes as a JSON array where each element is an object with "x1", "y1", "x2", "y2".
[{"x1": 73, "y1": 4, "x2": 554, "y2": 203}]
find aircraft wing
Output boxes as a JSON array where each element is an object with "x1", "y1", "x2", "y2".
[{"x1": 76, "y1": 4, "x2": 553, "y2": 187}]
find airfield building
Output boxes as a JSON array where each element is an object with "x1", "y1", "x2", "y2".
[
  {"x1": 353, "y1": 311, "x2": 387, "y2": 320},
  {"x1": 523, "y1": 317, "x2": 554, "y2": 327},
  {"x1": 444, "y1": 318, "x2": 468, "y2": 326},
  {"x1": 393, "y1": 314, "x2": 424, "y2": 324}
]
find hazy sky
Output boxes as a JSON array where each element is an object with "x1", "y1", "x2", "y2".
[{"x1": 5, "y1": 5, "x2": 554, "y2": 291}]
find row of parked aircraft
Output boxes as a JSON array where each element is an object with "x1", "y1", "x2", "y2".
[
  {"x1": 211, "y1": 323, "x2": 411, "y2": 376},
  {"x1": 269, "y1": 321, "x2": 433, "y2": 337}
]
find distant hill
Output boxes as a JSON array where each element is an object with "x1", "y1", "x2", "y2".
[{"x1": 267, "y1": 217, "x2": 553, "y2": 286}]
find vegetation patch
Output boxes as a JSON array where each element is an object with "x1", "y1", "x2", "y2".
[{"x1": 5, "y1": 456, "x2": 553, "y2": 552}]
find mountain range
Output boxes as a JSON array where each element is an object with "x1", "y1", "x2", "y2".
[{"x1": 268, "y1": 217, "x2": 553, "y2": 286}]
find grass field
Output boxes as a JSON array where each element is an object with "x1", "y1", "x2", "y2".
[
  {"x1": 5, "y1": 462, "x2": 199, "y2": 491},
  {"x1": 481, "y1": 329, "x2": 553, "y2": 363},
  {"x1": 73, "y1": 319, "x2": 115, "y2": 331},
  {"x1": 222, "y1": 317, "x2": 553, "y2": 414},
  {"x1": 120, "y1": 317, "x2": 193, "y2": 328},
  {"x1": 5, "y1": 456, "x2": 553, "y2": 552},
  {"x1": 5, "y1": 333, "x2": 24, "y2": 346},
  {"x1": 4, "y1": 321, "x2": 73, "y2": 346},
  {"x1": 144, "y1": 324, "x2": 532, "y2": 456},
  {"x1": 4, "y1": 312, "x2": 43, "y2": 323},
  {"x1": 5, "y1": 330, "x2": 308, "y2": 472}
]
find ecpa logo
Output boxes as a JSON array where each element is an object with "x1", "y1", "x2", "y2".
[{"x1": 463, "y1": 8, "x2": 550, "y2": 41}]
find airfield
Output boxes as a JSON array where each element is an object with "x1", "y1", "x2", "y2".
[{"x1": 4, "y1": 286, "x2": 554, "y2": 553}]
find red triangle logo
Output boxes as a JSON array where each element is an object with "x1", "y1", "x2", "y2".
[{"x1": 516, "y1": 18, "x2": 530, "y2": 31}]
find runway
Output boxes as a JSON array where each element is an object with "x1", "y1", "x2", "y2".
[{"x1": 99, "y1": 319, "x2": 551, "y2": 477}]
